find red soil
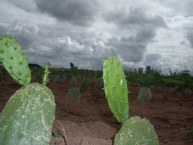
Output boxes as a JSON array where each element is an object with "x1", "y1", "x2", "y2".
[{"x1": 1, "y1": 73, "x2": 193, "y2": 145}]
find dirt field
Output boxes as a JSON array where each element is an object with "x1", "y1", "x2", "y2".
[{"x1": 1, "y1": 73, "x2": 193, "y2": 145}]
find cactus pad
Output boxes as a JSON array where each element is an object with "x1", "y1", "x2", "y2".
[
  {"x1": 114, "y1": 116, "x2": 159, "y2": 145},
  {"x1": 0, "y1": 83, "x2": 55, "y2": 145},
  {"x1": 67, "y1": 87, "x2": 80, "y2": 100},
  {"x1": 103, "y1": 56, "x2": 128, "y2": 123},
  {"x1": 137, "y1": 87, "x2": 152, "y2": 101},
  {"x1": 80, "y1": 78, "x2": 89, "y2": 94},
  {"x1": 0, "y1": 35, "x2": 31, "y2": 85}
]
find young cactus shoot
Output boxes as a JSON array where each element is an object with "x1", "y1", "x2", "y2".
[{"x1": 42, "y1": 62, "x2": 50, "y2": 86}]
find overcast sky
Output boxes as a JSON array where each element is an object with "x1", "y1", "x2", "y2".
[{"x1": 1, "y1": 0, "x2": 193, "y2": 74}]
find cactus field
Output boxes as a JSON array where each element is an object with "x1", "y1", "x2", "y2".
[
  {"x1": 0, "y1": 35, "x2": 193, "y2": 145},
  {"x1": 1, "y1": 68, "x2": 193, "y2": 145}
]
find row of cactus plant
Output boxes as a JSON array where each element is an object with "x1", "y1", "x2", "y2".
[
  {"x1": 0, "y1": 35, "x2": 55, "y2": 145},
  {"x1": 67, "y1": 62, "x2": 90, "y2": 100},
  {"x1": 103, "y1": 56, "x2": 159, "y2": 145},
  {"x1": 67, "y1": 77, "x2": 90, "y2": 100}
]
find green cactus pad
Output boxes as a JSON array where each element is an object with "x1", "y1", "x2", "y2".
[
  {"x1": 0, "y1": 35, "x2": 31, "y2": 85},
  {"x1": 0, "y1": 83, "x2": 55, "y2": 145},
  {"x1": 103, "y1": 56, "x2": 128, "y2": 123},
  {"x1": 137, "y1": 87, "x2": 152, "y2": 101},
  {"x1": 80, "y1": 78, "x2": 89, "y2": 94},
  {"x1": 95, "y1": 78, "x2": 103, "y2": 89},
  {"x1": 67, "y1": 87, "x2": 80, "y2": 100},
  {"x1": 114, "y1": 116, "x2": 159, "y2": 145}
]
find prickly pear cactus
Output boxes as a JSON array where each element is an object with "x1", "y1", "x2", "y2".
[
  {"x1": 103, "y1": 56, "x2": 128, "y2": 123},
  {"x1": 95, "y1": 78, "x2": 103, "y2": 89},
  {"x1": 79, "y1": 78, "x2": 89, "y2": 94},
  {"x1": 137, "y1": 87, "x2": 152, "y2": 101},
  {"x1": 114, "y1": 116, "x2": 159, "y2": 145},
  {"x1": 67, "y1": 87, "x2": 80, "y2": 100},
  {"x1": 0, "y1": 83, "x2": 55, "y2": 145},
  {"x1": 0, "y1": 35, "x2": 31, "y2": 85},
  {"x1": 70, "y1": 76, "x2": 78, "y2": 87}
]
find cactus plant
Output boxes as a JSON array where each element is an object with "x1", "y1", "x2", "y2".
[
  {"x1": 70, "y1": 76, "x2": 78, "y2": 87},
  {"x1": 103, "y1": 56, "x2": 159, "y2": 145},
  {"x1": 114, "y1": 116, "x2": 159, "y2": 145},
  {"x1": 0, "y1": 83, "x2": 55, "y2": 145},
  {"x1": 67, "y1": 87, "x2": 80, "y2": 100},
  {"x1": 0, "y1": 35, "x2": 56, "y2": 145},
  {"x1": 103, "y1": 56, "x2": 128, "y2": 123},
  {"x1": 70, "y1": 62, "x2": 79, "y2": 77},
  {"x1": 137, "y1": 87, "x2": 152, "y2": 101},
  {"x1": 79, "y1": 78, "x2": 89, "y2": 93},
  {"x1": 42, "y1": 62, "x2": 50, "y2": 85},
  {"x1": 0, "y1": 35, "x2": 31, "y2": 85},
  {"x1": 95, "y1": 77, "x2": 103, "y2": 89},
  {"x1": 67, "y1": 78, "x2": 89, "y2": 100}
]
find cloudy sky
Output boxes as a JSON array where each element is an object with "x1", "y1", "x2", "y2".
[{"x1": 1, "y1": 0, "x2": 193, "y2": 74}]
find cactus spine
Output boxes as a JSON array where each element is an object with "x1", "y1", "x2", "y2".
[
  {"x1": 0, "y1": 35, "x2": 31, "y2": 85},
  {"x1": 103, "y1": 56, "x2": 128, "y2": 123}
]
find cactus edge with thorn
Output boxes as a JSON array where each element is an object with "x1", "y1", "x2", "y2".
[
  {"x1": 103, "y1": 56, "x2": 129, "y2": 123},
  {"x1": 0, "y1": 35, "x2": 31, "y2": 85}
]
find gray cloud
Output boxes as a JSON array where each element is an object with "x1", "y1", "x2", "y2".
[
  {"x1": 35, "y1": 0, "x2": 100, "y2": 26},
  {"x1": 0, "y1": 20, "x2": 114, "y2": 69},
  {"x1": 8, "y1": 0, "x2": 37, "y2": 13},
  {"x1": 144, "y1": 53, "x2": 161, "y2": 67},
  {"x1": 0, "y1": 20, "x2": 38, "y2": 48},
  {"x1": 186, "y1": 31, "x2": 193, "y2": 48},
  {"x1": 105, "y1": 8, "x2": 167, "y2": 30},
  {"x1": 105, "y1": 8, "x2": 167, "y2": 63},
  {"x1": 161, "y1": 0, "x2": 193, "y2": 16},
  {"x1": 1, "y1": 0, "x2": 193, "y2": 73}
]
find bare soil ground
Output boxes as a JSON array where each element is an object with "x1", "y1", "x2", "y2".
[{"x1": 1, "y1": 73, "x2": 193, "y2": 145}]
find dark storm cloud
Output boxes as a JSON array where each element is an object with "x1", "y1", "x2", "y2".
[
  {"x1": 107, "y1": 28, "x2": 155, "y2": 62},
  {"x1": 105, "y1": 8, "x2": 167, "y2": 29},
  {"x1": 105, "y1": 8, "x2": 167, "y2": 63},
  {"x1": 35, "y1": 0, "x2": 99, "y2": 26}
]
